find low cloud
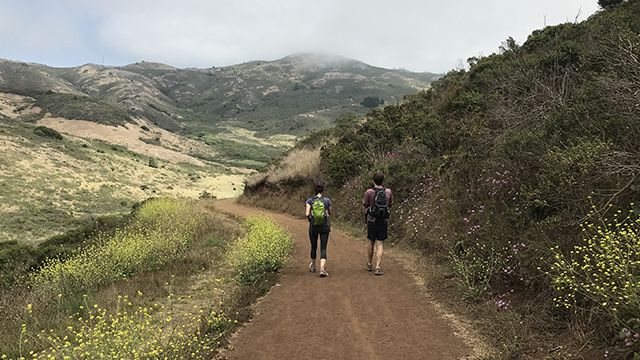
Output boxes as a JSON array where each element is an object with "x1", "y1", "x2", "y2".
[{"x1": 1, "y1": 0, "x2": 600, "y2": 72}]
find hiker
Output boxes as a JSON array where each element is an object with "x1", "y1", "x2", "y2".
[
  {"x1": 305, "y1": 180, "x2": 332, "y2": 277},
  {"x1": 363, "y1": 171, "x2": 393, "y2": 276}
]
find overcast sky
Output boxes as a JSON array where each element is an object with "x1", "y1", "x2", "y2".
[{"x1": 0, "y1": 0, "x2": 600, "y2": 73}]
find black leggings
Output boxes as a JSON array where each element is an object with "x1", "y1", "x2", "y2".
[{"x1": 309, "y1": 225, "x2": 329, "y2": 260}]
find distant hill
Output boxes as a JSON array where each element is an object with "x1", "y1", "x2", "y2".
[
  {"x1": 0, "y1": 53, "x2": 440, "y2": 136},
  {"x1": 0, "y1": 53, "x2": 438, "y2": 244}
]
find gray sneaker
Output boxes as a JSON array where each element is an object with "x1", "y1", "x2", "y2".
[
  {"x1": 366, "y1": 263, "x2": 373, "y2": 272},
  {"x1": 309, "y1": 263, "x2": 317, "y2": 273},
  {"x1": 374, "y1": 268, "x2": 384, "y2": 276},
  {"x1": 319, "y1": 269, "x2": 329, "y2": 277}
]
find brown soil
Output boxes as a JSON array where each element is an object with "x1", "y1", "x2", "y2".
[{"x1": 215, "y1": 199, "x2": 479, "y2": 360}]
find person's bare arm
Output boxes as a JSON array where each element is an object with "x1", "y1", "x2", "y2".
[
  {"x1": 305, "y1": 202, "x2": 311, "y2": 218},
  {"x1": 363, "y1": 190, "x2": 371, "y2": 210}
]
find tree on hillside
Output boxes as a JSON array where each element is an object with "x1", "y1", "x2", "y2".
[
  {"x1": 598, "y1": 0, "x2": 624, "y2": 8},
  {"x1": 361, "y1": 96, "x2": 383, "y2": 108}
]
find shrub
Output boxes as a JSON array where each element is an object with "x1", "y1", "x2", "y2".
[
  {"x1": 30, "y1": 199, "x2": 205, "y2": 296},
  {"x1": 361, "y1": 96, "x2": 384, "y2": 108},
  {"x1": 322, "y1": 146, "x2": 364, "y2": 185},
  {"x1": 24, "y1": 295, "x2": 234, "y2": 359},
  {"x1": 199, "y1": 190, "x2": 216, "y2": 199},
  {"x1": 599, "y1": 0, "x2": 625, "y2": 8},
  {"x1": 32, "y1": 126, "x2": 63, "y2": 140},
  {"x1": 229, "y1": 216, "x2": 293, "y2": 284},
  {"x1": 450, "y1": 244, "x2": 506, "y2": 300},
  {"x1": 550, "y1": 206, "x2": 640, "y2": 323}
]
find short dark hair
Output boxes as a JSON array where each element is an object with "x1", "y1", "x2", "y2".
[
  {"x1": 373, "y1": 172, "x2": 384, "y2": 186},
  {"x1": 314, "y1": 180, "x2": 325, "y2": 194}
]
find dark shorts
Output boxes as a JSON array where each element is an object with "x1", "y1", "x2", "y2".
[{"x1": 367, "y1": 220, "x2": 388, "y2": 241}]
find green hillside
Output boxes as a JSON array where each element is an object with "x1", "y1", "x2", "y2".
[
  {"x1": 243, "y1": 1, "x2": 640, "y2": 357},
  {"x1": 0, "y1": 54, "x2": 439, "y2": 136}
]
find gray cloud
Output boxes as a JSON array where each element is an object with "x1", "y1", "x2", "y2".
[{"x1": 0, "y1": 0, "x2": 600, "y2": 72}]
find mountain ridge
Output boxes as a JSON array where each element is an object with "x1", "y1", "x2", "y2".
[{"x1": 0, "y1": 53, "x2": 440, "y2": 136}]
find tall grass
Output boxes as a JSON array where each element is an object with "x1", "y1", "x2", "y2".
[
  {"x1": 30, "y1": 198, "x2": 203, "y2": 298},
  {"x1": 18, "y1": 294, "x2": 234, "y2": 360},
  {"x1": 229, "y1": 215, "x2": 294, "y2": 284},
  {"x1": 2, "y1": 203, "x2": 294, "y2": 359},
  {"x1": 246, "y1": 148, "x2": 320, "y2": 187}
]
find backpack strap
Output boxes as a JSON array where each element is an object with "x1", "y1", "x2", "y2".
[{"x1": 374, "y1": 187, "x2": 386, "y2": 200}]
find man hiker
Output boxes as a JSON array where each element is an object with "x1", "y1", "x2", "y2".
[
  {"x1": 305, "y1": 180, "x2": 332, "y2": 277},
  {"x1": 363, "y1": 172, "x2": 393, "y2": 276}
]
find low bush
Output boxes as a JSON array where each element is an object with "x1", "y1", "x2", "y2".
[
  {"x1": 21, "y1": 295, "x2": 234, "y2": 359},
  {"x1": 30, "y1": 199, "x2": 204, "y2": 297},
  {"x1": 32, "y1": 126, "x2": 62, "y2": 140},
  {"x1": 550, "y1": 206, "x2": 640, "y2": 341},
  {"x1": 229, "y1": 216, "x2": 293, "y2": 284}
]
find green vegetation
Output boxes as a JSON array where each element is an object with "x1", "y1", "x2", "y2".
[
  {"x1": 551, "y1": 207, "x2": 640, "y2": 326},
  {"x1": 201, "y1": 136, "x2": 284, "y2": 170},
  {"x1": 599, "y1": 0, "x2": 625, "y2": 8},
  {"x1": 0, "y1": 120, "x2": 238, "y2": 245},
  {"x1": 22, "y1": 296, "x2": 235, "y2": 359},
  {"x1": 32, "y1": 126, "x2": 62, "y2": 140},
  {"x1": 361, "y1": 96, "x2": 384, "y2": 108},
  {"x1": 34, "y1": 92, "x2": 131, "y2": 125},
  {"x1": 30, "y1": 199, "x2": 201, "y2": 297},
  {"x1": 1, "y1": 198, "x2": 293, "y2": 359},
  {"x1": 243, "y1": 2, "x2": 640, "y2": 356},
  {"x1": 230, "y1": 215, "x2": 294, "y2": 284},
  {"x1": 0, "y1": 214, "x2": 127, "y2": 289}
]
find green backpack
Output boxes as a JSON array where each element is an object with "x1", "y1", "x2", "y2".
[{"x1": 311, "y1": 196, "x2": 327, "y2": 226}]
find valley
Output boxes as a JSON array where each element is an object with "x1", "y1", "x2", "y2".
[{"x1": 0, "y1": 53, "x2": 438, "y2": 244}]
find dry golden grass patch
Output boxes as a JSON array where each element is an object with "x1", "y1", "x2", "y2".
[
  {"x1": 217, "y1": 126, "x2": 297, "y2": 148},
  {"x1": 0, "y1": 92, "x2": 40, "y2": 119},
  {"x1": 246, "y1": 147, "x2": 320, "y2": 187},
  {"x1": 37, "y1": 117, "x2": 209, "y2": 166},
  {"x1": 0, "y1": 128, "x2": 244, "y2": 244}
]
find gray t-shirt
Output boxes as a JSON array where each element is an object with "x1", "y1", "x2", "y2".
[{"x1": 305, "y1": 195, "x2": 332, "y2": 227}]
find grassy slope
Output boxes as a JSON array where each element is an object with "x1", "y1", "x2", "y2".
[
  {"x1": 0, "y1": 199, "x2": 292, "y2": 359},
  {"x1": 242, "y1": 2, "x2": 640, "y2": 358},
  {"x1": 0, "y1": 119, "x2": 245, "y2": 245},
  {"x1": 1, "y1": 54, "x2": 439, "y2": 138},
  {"x1": 0, "y1": 55, "x2": 439, "y2": 172}
]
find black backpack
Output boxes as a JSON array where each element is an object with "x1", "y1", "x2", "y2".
[{"x1": 370, "y1": 188, "x2": 389, "y2": 221}]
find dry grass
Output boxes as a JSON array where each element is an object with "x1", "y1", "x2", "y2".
[
  {"x1": 0, "y1": 199, "x2": 244, "y2": 358},
  {"x1": 0, "y1": 124, "x2": 246, "y2": 245},
  {"x1": 245, "y1": 147, "x2": 320, "y2": 187},
  {"x1": 0, "y1": 92, "x2": 40, "y2": 119},
  {"x1": 216, "y1": 126, "x2": 297, "y2": 148},
  {"x1": 37, "y1": 117, "x2": 215, "y2": 166}
]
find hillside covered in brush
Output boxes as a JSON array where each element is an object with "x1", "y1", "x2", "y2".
[
  {"x1": 0, "y1": 53, "x2": 439, "y2": 136},
  {"x1": 244, "y1": 1, "x2": 640, "y2": 357}
]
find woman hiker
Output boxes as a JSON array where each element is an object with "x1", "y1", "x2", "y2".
[{"x1": 305, "y1": 180, "x2": 332, "y2": 277}]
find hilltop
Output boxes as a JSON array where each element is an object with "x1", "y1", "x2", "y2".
[{"x1": 0, "y1": 53, "x2": 439, "y2": 136}]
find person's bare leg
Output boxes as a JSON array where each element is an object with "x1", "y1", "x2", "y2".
[
  {"x1": 367, "y1": 240, "x2": 375, "y2": 268},
  {"x1": 375, "y1": 240, "x2": 384, "y2": 269},
  {"x1": 320, "y1": 258, "x2": 327, "y2": 271}
]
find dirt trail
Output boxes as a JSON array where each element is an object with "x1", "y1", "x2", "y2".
[{"x1": 215, "y1": 199, "x2": 474, "y2": 360}]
